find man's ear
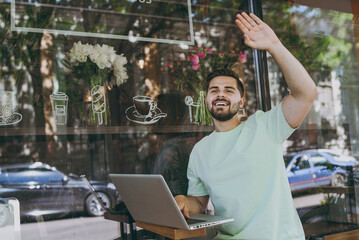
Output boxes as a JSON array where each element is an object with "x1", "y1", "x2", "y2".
[{"x1": 240, "y1": 97, "x2": 245, "y2": 108}]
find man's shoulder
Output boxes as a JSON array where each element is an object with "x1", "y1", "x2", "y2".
[
  {"x1": 243, "y1": 109, "x2": 265, "y2": 126},
  {"x1": 247, "y1": 103, "x2": 283, "y2": 123},
  {"x1": 193, "y1": 134, "x2": 211, "y2": 149}
]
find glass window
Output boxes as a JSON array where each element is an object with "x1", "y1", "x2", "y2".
[
  {"x1": 296, "y1": 156, "x2": 310, "y2": 169},
  {"x1": 3, "y1": 168, "x2": 63, "y2": 183},
  {"x1": 0, "y1": 1, "x2": 258, "y2": 239},
  {"x1": 6, "y1": 0, "x2": 359, "y2": 238},
  {"x1": 263, "y1": 0, "x2": 359, "y2": 236},
  {"x1": 311, "y1": 154, "x2": 328, "y2": 167}
]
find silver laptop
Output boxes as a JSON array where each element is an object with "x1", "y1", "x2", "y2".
[{"x1": 109, "y1": 174, "x2": 234, "y2": 230}]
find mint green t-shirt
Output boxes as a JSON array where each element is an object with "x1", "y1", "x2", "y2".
[{"x1": 187, "y1": 103, "x2": 305, "y2": 239}]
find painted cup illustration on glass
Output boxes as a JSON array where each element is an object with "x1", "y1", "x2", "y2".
[
  {"x1": 125, "y1": 95, "x2": 167, "y2": 124},
  {"x1": 133, "y1": 96, "x2": 157, "y2": 116},
  {"x1": 50, "y1": 92, "x2": 69, "y2": 125},
  {"x1": 91, "y1": 85, "x2": 106, "y2": 125},
  {"x1": 0, "y1": 91, "x2": 22, "y2": 126}
]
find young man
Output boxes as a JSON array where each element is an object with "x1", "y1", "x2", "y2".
[{"x1": 174, "y1": 12, "x2": 318, "y2": 239}]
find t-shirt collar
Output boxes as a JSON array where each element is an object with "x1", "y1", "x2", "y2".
[{"x1": 212, "y1": 121, "x2": 244, "y2": 135}]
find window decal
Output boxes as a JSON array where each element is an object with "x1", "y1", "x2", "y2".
[
  {"x1": 185, "y1": 96, "x2": 199, "y2": 124},
  {"x1": 50, "y1": 92, "x2": 69, "y2": 126},
  {"x1": 91, "y1": 86, "x2": 107, "y2": 125},
  {"x1": 125, "y1": 95, "x2": 166, "y2": 124},
  {"x1": 0, "y1": 91, "x2": 22, "y2": 126}
]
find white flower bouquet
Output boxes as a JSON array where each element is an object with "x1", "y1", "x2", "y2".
[
  {"x1": 64, "y1": 42, "x2": 129, "y2": 125},
  {"x1": 65, "y1": 41, "x2": 128, "y2": 88}
]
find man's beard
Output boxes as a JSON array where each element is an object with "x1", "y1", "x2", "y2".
[{"x1": 208, "y1": 99, "x2": 241, "y2": 122}]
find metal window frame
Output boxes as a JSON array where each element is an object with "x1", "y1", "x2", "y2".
[{"x1": 249, "y1": 0, "x2": 272, "y2": 111}]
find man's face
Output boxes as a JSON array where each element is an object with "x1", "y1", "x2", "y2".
[{"x1": 205, "y1": 76, "x2": 244, "y2": 122}]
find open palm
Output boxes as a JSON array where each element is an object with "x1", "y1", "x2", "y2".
[{"x1": 235, "y1": 12, "x2": 280, "y2": 51}]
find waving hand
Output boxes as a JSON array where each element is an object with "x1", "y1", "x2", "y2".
[
  {"x1": 235, "y1": 12, "x2": 280, "y2": 51},
  {"x1": 235, "y1": 12, "x2": 318, "y2": 129}
]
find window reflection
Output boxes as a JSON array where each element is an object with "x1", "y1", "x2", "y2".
[
  {"x1": 1, "y1": 1, "x2": 255, "y2": 238},
  {"x1": 3, "y1": 0, "x2": 359, "y2": 238},
  {"x1": 264, "y1": 0, "x2": 359, "y2": 236}
]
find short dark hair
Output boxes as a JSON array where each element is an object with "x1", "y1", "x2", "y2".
[{"x1": 206, "y1": 68, "x2": 244, "y2": 96}]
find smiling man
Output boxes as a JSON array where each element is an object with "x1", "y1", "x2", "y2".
[
  {"x1": 206, "y1": 71, "x2": 245, "y2": 130},
  {"x1": 174, "y1": 12, "x2": 318, "y2": 239}
]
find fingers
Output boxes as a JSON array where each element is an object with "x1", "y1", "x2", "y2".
[
  {"x1": 235, "y1": 12, "x2": 263, "y2": 32},
  {"x1": 175, "y1": 195, "x2": 190, "y2": 218},
  {"x1": 249, "y1": 13, "x2": 263, "y2": 25},
  {"x1": 235, "y1": 14, "x2": 252, "y2": 32},
  {"x1": 178, "y1": 202, "x2": 190, "y2": 218},
  {"x1": 241, "y1": 12, "x2": 257, "y2": 28},
  {"x1": 235, "y1": 18, "x2": 250, "y2": 35},
  {"x1": 183, "y1": 206, "x2": 190, "y2": 219}
]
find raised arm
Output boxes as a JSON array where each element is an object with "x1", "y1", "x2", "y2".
[{"x1": 235, "y1": 12, "x2": 318, "y2": 128}]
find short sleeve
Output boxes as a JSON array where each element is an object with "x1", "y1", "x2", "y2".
[
  {"x1": 187, "y1": 147, "x2": 208, "y2": 196},
  {"x1": 261, "y1": 101, "x2": 297, "y2": 144}
]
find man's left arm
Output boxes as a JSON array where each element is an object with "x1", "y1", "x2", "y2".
[{"x1": 236, "y1": 12, "x2": 318, "y2": 128}]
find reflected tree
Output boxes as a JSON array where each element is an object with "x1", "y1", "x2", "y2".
[
  {"x1": 263, "y1": 0, "x2": 357, "y2": 154},
  {"x1": 0, "y1": 1, "x2": 56, "y2": 163}
]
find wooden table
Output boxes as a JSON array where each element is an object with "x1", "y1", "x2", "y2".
[
  {"x1": 104, "y1": 213, "x2": 206, "y2": 240},
  {"x1": 325, "y1": 229, "x2": 359, "y2": 240},
  {"x1": 136, "y1": 222, "x2": 206, "y2": 240},
  {"x1": 310, "y1": 186, "x2": 355, "y2": 194},
  {"x1": 304, "y1": 186, "x2": 359, "y2": 239}
]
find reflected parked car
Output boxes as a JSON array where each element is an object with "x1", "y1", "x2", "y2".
[
  {"x1": 0, "y1": 162, "x2": 118, "y2": 221},
  {"x1": 284, "y1": 149, "x2": 357, "y2": 192}
]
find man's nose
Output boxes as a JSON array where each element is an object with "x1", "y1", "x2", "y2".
[{"x1": 217, "y1": 91, "x2": 226, "y2": 98}]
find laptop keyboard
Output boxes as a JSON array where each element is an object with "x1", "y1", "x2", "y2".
[{"x1": 186, "y1": 218, "x2": 206, "y2": 225}]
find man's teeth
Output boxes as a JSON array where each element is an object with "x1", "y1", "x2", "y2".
[{"x1": 214, "y1": 102, "x2": 228, "y2": 106}]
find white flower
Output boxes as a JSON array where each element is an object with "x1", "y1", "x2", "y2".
[
  {"x1": 114, "y1": 54, "x2": 128, "y2": 85},
  {"x1": 67, "y1": 42, "x2": 128, "y2": 87},
  {"x1": 69, "y1": 41, "x2": 92, "y2": 63},
  {"x1": 89, "y1": 44, "x2": 112, "y2": 69},
  {"x1": 114, "y1": 54, "x2": 127, "y2": 67},
  {"x1": 115, "y1": 69, "x2": 128, "y2": 85},
  {"x1": 100, "y1": 44, "x2": 117, "y2": 64}
]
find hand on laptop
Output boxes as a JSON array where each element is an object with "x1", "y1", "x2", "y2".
[
  {"x1": 175, "y1": 195, "x2": 191, "y2": 218},
  {"x1": 174, "y1": 194, "x2": 210, "y2": 219}
]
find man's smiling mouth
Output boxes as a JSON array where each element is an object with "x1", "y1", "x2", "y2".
[
  {"x1": 214, "y1": 102, "x2": 228, "y2": 106},
  {"x1": 213, "y1": 99, "x2": 229, "y2": 106}
]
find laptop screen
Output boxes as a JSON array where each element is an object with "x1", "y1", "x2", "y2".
[{"x1": 80, "y1": 175, "x2": 109, "y2": 214}]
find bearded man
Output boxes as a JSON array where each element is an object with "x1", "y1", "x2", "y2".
[{"x1": 174, "y1": 12, "x2": 318, "y2": 240}]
